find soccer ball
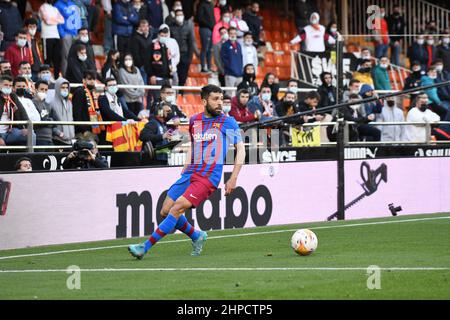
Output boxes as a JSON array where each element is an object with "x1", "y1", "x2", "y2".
[{"x1": 291, "y1": 229, "x2": 318, "y2": 256}]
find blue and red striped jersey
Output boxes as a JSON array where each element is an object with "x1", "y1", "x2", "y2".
[{"x1": 182, "y1": 112, "x2": 242, "y2": 186}]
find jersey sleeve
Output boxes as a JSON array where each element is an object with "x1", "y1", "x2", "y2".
[{"x1": 225, "y1": 116, "x2": 243, "y2": 145}]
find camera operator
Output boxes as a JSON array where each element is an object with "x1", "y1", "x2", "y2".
[{"x1": 62, "y1": 139, "x2": 109, "y2": 169}]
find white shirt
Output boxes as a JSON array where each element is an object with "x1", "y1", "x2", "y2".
[
  {"x1": 0, "y1": 106, "x2": 10, "y2": 134},
  {"x1": 242, "y1": 44, "x2": 258, "y2": 69},
  {"x1": 290, "y1": 24, "x2": 335, "y2": 53},
  {"x1": 18, "y1": 97, "x2": 41, "y2": 122},
  {"x1": 165, "y1": 38, "x2": 180, "y2": 72},
  {"x1": 39, "y1": 4, "x2": 62, "y2": 39},
  {"x1": 105, "y1": 92, "x2": 124, "y2": 118},
  {"x1": 405, "y1": 107, "x2": 440, "y2": 142}
]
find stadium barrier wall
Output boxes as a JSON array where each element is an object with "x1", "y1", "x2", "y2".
[{"x1": 1, "y1": 158, "x2": 450, "y2": 250}]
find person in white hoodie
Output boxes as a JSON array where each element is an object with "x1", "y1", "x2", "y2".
[
  {"x1": 405, "y1": 92, "x2": 440, "y2": 142},
  {"x1": 39, "y1": 0, "x2": 65, "y2": 79},
  {"x1": 376, "y1": 96, "x2": 405, "y2": 142},
  {"x1": 158, "y1": 24, "x2": 180, "y2": 85},
  {"x1": 241, "y1": 32, "x2": 258, "y2": 70}
]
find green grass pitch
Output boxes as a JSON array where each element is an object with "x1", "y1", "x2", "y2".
[{"x1": 0, "y1": 213, "x2": 449, "y2": 299}]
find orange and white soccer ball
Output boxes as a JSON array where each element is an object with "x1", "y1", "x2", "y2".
[{"x1": 291, "y1": 229, "x2": 318, "y2": 256}]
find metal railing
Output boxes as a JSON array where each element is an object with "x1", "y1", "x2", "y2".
[{"x1": 2, "y1": 119, "x2": 450, "y2": 153}]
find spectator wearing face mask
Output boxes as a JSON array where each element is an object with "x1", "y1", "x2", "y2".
[
  {"x1": 407, "y1": 36, "x2": 428, "y2": 71},
  {"x1": 65, "y1": 44, "x2": 96, "y2": 84},
  {"x1": 68, "y1": 28, "x2": 96, "y2": 71},
  {"x1": 237, "y1": 63, "x2": 259, "y2": 97},
  {"x1": 376, "y1": 97, "x2": 405, "y2": 142},
  {"x1": 247, "y1": 84, "x2": 276, "y2": 121},
  {"x1": 139, "y1": 103, "x2": 174, "y2": 161},
  {"x1": 222, "y1": 94, "x2": 232, "y2": 116},
  {"x1": 212, "y1": 11, "x2": 231, "y2": 45},
  {"x1": 72, "y1": 70, "x2": 101, "y2": 136},
  {"x1": 325, "y1": 21, "x2": 339, "y2": 50},
  {"x1": 13, "y1": 77, "x2": 40, "y2": 129},
  {"x1": 212, "y1": 27, "x2": 228, "y2": 87},
  {"x1": 39, "y1": 0, "x2": 65, "y2": 80},
  {"x1": 118, "y1": 53, "x2": 145, "y2": 117},
  {"x1": 99, "y1": 77, "x2": 140, "y2": 121},
  {"x1": 165, "y1": 0, "x2": 182, "y2": 25},
  {"x1": 353, "y1": 59, "x2": 374, "y2": 88},
  {"x1": 230, "y1": 88, "x2": 259, "y2": 123},
  {"x1": 433, "y1": 59, "x2": 450, "y2": 109},
  {"x1": 221, "y1": 27, "x2": 243, "y2": 93},
  {"x1": 0, "y1": 75, "x2": 32, "y2": 147},
  {"x1": 372, "y1": 7, "x2": 389, "y2": 59},
  {"x1": 359, "y1": 84, "x2": 383, "y2": 119},
  {"x1": 169, "y1": 9, "x2": 198, "y2": 87},
  {"x1": 17, "y1": 62, "x2": 35, "y2": 98},
  {"x1": 275, "y1": 91, "x2": 300, "y2": 122},
  {"x1": 261, "y1": 72, "x2": 279, "y2": 104},
  {"x1": 158, "y1": 24, "x2": 180, "y2": 85},
  {"x1": 229, "y1": 7, "x2": 249, "y2": 46},
  {"x1": 404, "y1": 61, "x2": 425, "y2": 101},
  {"x1": 290, "y1": 12, "x2": 336, "y2": 53},
  {"x1": 328, "y1": 94, "x2": 380, "y2": 142},
  {"x1": 132, "y1": 0, "x2": 148, "y2": 21},
  {"x1": 405, "y1": 92, "x2": 440, "y2": 142},
  {"x1": 421, "y1": 66, "x2": 448, "y2": 119},
  {"x1": 146, "y1": 25, "x2": 173, "y2": 103},
  {"x1": 317, "y1": 71, "x2": 336, "y2": 108},
  {"x1": 436, "y1": 31, "x2": 450, "y2": 72},
  {"x1": 214, "y1": 0, "x2": 232, "y2": 23},
  {"x1": 50, "y1": 77, "x2": 75, "y2": 143},
  {"x1": 372, "y1": 56, "x2": 392, "y2": 91},
  {"x1": 24, "y1": 18, "x2": 44, "y2": 81},
  {"x1": 243, "y1": 1, "x2": 263, "y2": 47},
  {"x1": 241, "y1": 32, "x2": 258, "y2": 69},
  {"x1": 32, "y1": 80, "x2": 59, "y2": 146},
  {"x1": 150, "y1": 83, "x2": 186, "y2": 120},
  {"x1": 130, "y1": 19, "x2": 154, "y2": 85},
  {"x1": 4, "y1": 29, "x2": 32, "y2": 77},
  {"x1": 386, "y1": 5, "x2": 405, "y2": 66},
  {"x1": 425, "y1": 35, "x2": 437, "y2": 69},
  {"x1": 343, "y1": 79, "x2": 361, "y2": 102}
]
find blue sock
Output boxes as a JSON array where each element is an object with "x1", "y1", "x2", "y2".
[
  {"x1": 144, "y1": 214, "x2": 178, "y2": 252},
  {"x1": 175, "y1": 215, "x2": 201, "y2": 241}
]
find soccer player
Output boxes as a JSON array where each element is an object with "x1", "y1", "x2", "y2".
[{"x1": 128, "y1": 84, "x2": 246, "y2": 259}]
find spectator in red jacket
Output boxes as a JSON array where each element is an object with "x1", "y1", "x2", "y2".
[
  {"x1": 229, "y1": 88, "x2": 260, "y2": 123},
  {"x1": 373, "y1": 7, "x2": 389, "y2": 59},
  {"x1": 4, "y1": 29, "x2": 32, "y2": 77}
]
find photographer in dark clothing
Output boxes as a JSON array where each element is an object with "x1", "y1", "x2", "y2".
[{"x1": 62, "y1": 139, "x2": 109, "y2": 169}]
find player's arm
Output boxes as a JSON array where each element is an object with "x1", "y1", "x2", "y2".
[{"x1": 225, "y1": 141, "x2": 246, "y2": 196}]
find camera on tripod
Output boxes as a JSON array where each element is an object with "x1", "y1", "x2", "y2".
[
  {"x1": 73, "y1": 140, "x2": 95, "y2": 161},
  {"x1": 388, "y1": 203, "x2": 402, "y2": 216}
]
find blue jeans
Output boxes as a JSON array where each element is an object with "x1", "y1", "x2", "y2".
[
  {"x1": 390, "y1": 42, "x2": 401, "y2": 66},
  {"x1": 375, "y1": 43, "x2": 389, "y2": 59},
  {"x1": 199, "y1": 27, "x2": 213, "y2": 70},
  {"x1": 0, "y1": 128, "x2": 36, "y2": 146}
]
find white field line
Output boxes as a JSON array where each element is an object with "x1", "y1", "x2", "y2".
[
  {"x1": 0, "y1": 215, "x2": 449, "y2": 261},
  {"x1": 0, "y1": 267, "x2": 449, "y2": 273}
]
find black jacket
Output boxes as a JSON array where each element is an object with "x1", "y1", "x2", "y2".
[
  {"x1": 68, "y1": 39, "x2": 96, "y2": 68},
  {"x1": 72, "y1": 86, "x2": 93, "y2": 134},
  {"x1": 150, "y1": 99, "x2": 187, "y2": 119},
  {"x1": 0, "y1": 93, "x2": 29, "y2": 129},
  {"x1": 196, "y1": 0, "x2": 215, "y2": 30},
  {"x1": 62, "y1": 153, "x2": 109, "y2": 169},
  {"x1": 387, "y1": 14, "x2": 405, "y2": 43},
  {"x1": 129, "y1": 31, "x2": 153, "y2": 69},
  {"x1": 436, "y1": 45, "x2": 450, "y2": 72},
  {"x1": 145, "y1": 41, "x2": 171, "y2": 79},
  {"x1": 65, "y1": 57, "x2": 95, "y2": 84},
  {"x1": 317, "y1": 84, "x2": 337, "y2": 109},
  {"x1": 139, "y1": 116, "x2": 169, "y2": 147},
  {"x1": 169, "y1": 20, "x2": 196, "y2": 58},
  {"x1": 293, "y1": 0, "x2": 318, "y2": 30},
  {"x1": 243, "y1": 10, "x2": 262, "y2": 42},
  {"x1": 98, "y1": 94, "x2": 139, "y2": 121}
]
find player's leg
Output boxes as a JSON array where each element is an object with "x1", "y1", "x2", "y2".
[{"x1": 128, "y1": 196, "x2": 193, "y2": 259}]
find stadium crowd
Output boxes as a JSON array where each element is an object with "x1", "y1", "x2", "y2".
[{"x1": 0, "y1": 0, "x2": 450, "y2": 152}]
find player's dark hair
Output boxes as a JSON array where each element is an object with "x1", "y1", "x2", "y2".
[{"x1": 201, "y1": 84, "x2": 223, "y2": 100}]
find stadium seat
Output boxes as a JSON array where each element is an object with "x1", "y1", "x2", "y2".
[
  {"x1": 282, "y1": 54, "x2": 291, "y2": 68},
  {"x1": 185, "y1": 77, "x2": 197, "y2": 87},
  {"x1": 282, "y1": 42, "x2": 291, "y2": 53},
  {"x1": 271, "y1": 20, "x2": 281, "y2": 31},
  {"x1": 272, "y1": 31, "x2": 281, "y2": 42},
  {"x1": 274, "y1": 54, "x2": 284, "y2": 67},
  {"x1": 263, "y1": 31, "x2": 272, "y2": 42},
  {"x1": 272, "y1": 42, "x2": 283, "y2": 52},
  {"x1": 265, "y1": 52, "x2": 276, "y2": 67}
]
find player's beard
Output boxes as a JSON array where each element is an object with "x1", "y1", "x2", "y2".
[{"x1": 206, "y1": 104, "x2": 222, "y2": 117}]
